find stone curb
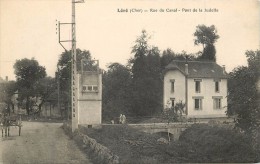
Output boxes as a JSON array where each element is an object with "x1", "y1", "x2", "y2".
[{"x1": 63, "y1": 122, "x2": 119, "y2": 164}]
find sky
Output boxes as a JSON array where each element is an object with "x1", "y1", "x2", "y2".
[{"x1": 0, "y1": 0, "x2": 259, "y2": 80}]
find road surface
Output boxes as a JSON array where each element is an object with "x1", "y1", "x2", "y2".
[{"x1": 0, "y1": 121, "x2": 92, "y2": 164}]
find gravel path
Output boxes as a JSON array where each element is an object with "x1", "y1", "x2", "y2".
[{"x1": 0, "y1": 121, "x2": 92, "y2": 164}]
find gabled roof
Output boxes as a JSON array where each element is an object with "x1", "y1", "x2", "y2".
[{"x1": 164, "y1": 60, "x2": 228, "y2": 78}]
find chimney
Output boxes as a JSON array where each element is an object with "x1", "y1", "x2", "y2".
[
  {"x1": 222, "y1": 65, "x2": 226, "y2": 74},
  {"x1": 185, "y1": 63, "x2": 188, "y2": 75},
  {"x1": 5, "y1": 76, "x2": 8, "y2": 81}
]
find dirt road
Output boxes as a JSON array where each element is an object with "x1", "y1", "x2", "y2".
[{"x1": 0, "y1": 121, "x2": 92, "y2": 164}]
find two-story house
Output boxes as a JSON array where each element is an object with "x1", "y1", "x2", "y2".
[{"x1": 163, "y1": 60, "x2": 228, "y2": 118}]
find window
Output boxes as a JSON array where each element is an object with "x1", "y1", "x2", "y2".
[
  {"x1": 193, "y1": 97, "x2": 203, "y2": 110},
  {"x1": 195, "y1": 81, "x2": 200, "y2": 92},
  {"x1": 194, "y1": 79, "x2": 202, "y2": 93},
  {"x1": 213, "y1": 97, "x2": 222, "y2": 109},
  {"x1": 93, "y1": 86, "x2": 98, "y2": 91},
  {"x1": 82, "y1": 85, "x2": 98, "y2": 92},
  {"x1": 215, "y1": 81, "x2": 219, "y2": 92},
  {"x1": 170, "y1": 98, "x2": 175, "y2": 107},
  {"x1": 82, "y1": 86, "x2": 87, "y2": 91},
  {"x1": 194, "y1": 99, "x2": 202, "y2": 110},
  {"x1": 170, "y1": 79, "x2": 175, "y2": 92},
  {"x1": 87, "y1": 86, "x2": 92, "y2": 91}
]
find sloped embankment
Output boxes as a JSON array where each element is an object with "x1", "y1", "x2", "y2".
[{"x1": 63, "y1": 122, "x2": 120, "y2": 164}]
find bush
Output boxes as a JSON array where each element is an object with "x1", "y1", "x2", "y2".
[
  {"x1": 83, "y1": 125, "x2": 172, "y2": 163},
  {"x1": 176, "y1": 124, "x2": 257, "y2": 163}
]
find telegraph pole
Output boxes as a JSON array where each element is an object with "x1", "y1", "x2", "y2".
[
  {"x1": 57, "y1": 0, "x2": 84, "y2": 132},
  {"x1": 71, "y1": 0, "x2": 78, "y2": 131},
  {"x1": 71, "y1": 0, "x2": 85, "y2": 131}
]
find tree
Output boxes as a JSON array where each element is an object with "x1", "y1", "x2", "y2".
[
  {"x1": 162, "y1": 100, "x2": 185, "y2": 141},
  {"x1": 0, "y1": 80, "x2": 17, "y2": 115},
  {"x1": 56, "y1": 49, "x2": 96, "y2": 118},
  {"x1": 194, "y1": 25, "x2": 219, "y2": 61},
  {"x1": 228, "y1": 50, "x2": 259, "y2": 132},
  {"x1": 160, "y1": 48, "x2": 196, "y2": 69},
  {"x1": 130, "y1": 30, "x2": 163, "y2": 116},
  {"x1": 102, "y1": 63, "x2": 132, "y2": 122},
  {"x1": 163, "y1": 101, "x2": 185, "y2": 123},
  {"x1": 178, "y1": 124, "x2": 256, "y2": 163},
  {"x1": 13, "y1": 58, "x2": 46, "y2": 115},
  {"x1": 228, "y1": 50, "x2": 260, "y2": 160},
  {"x1": 57, "y1": 49, "x2": 96, "y2": 91},
  {"x1": 35, "y1": 77, "x2": 56, "y2": 115}
]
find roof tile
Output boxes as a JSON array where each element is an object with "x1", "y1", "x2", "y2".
[{"x1": 164, "y1": 60, "x2": 228, "y2": 78}]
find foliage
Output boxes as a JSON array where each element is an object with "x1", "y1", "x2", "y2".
[
  {"x1": 160, "y1": 49, "x2": 196, "y2": 69},
  {"x1": 35, "y1": 77, "x2": 57, "y2": 113},
  {"x1": 130, "y1": 30, "x2": 163, "y2": 116},
  {"x1": 14, "y1": 58, "x2": 46, "y2": 87},
  {"x1": 177, "y1": 124, "x2": 257, "y2": 163},
  {"x1": 57, "y1": 49, "x2": 95, "y2": 91},
  {"x1": 194, "y1": 25, "x2": 219, "y2": 46},
  {"x1": 227, "y1": 50, "x2": 259, "y2": 133},
  {"x1": 228, "y1": 50, "x2": 260, "y2": 159},
  {"x1": 102, "y1": 30, "x2": 199, "y2": 118},
  {"x1": 13, "y1": 58, "x2": 46, "y2": 115},
  {"x1": 57, "y1": 49, "x2": 96, "y2": 118},
  {"x1": 163, "y1": 101, "x2": 185, "y2": 123},
  {"x1": 0, "y1": 80, "x2": 17, "y2": 115},
  {"x1": 194, "y1": 24, "x2": 219, "y2": 61},
  {"x1": 84, "y1": 125, "x2": 171, "y2": 163},
  {"x1": 82, "y1": 123, "x2": 257, "y2": 163},
  {"x1": 198, "y1": 44, "x2": 216, "y2": 61},
  {"x1": 102, "y1": 63, "x2": 132, "y2": 121}
]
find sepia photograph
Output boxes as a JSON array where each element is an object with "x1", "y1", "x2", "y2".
[{"x1": 0, "y1": 0, "x2": 259, "y2": 163}]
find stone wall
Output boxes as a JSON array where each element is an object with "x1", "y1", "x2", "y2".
[{"x1": 63, "y1": 122, "x2": 119, "y2": 164}]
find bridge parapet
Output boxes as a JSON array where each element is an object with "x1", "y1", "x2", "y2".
[{"x1": 128, "y1": 122, "x2": 193, "y2": 141}]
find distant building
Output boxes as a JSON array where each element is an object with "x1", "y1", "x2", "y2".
[{"x1": 163, "y1": 60, "x2": 228, "y2": 118}]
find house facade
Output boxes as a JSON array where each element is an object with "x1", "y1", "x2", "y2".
[
  {"x1": 163, "y1": 60, "x2": 228, "y2": 118},
  {"x1": 77, "y1": 70, "x2": 102, "y2": 125}
]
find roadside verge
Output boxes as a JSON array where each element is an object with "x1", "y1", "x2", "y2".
[{"x1": 62, "y1": 122, "x2": 119, "y2": 164}]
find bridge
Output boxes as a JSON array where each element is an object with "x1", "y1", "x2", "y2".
[
  {"x1": 80, "y1": 118, "x2": 233, "y2": 141},
  {"x1": 80, "y1": 122, "x2": 193, "y2": 141},
  {"x1": 128, "y1": 122, "x2": 193, "y2": 141}
]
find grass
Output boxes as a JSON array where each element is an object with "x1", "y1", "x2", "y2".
[
  {"x1": 82, "y1": 125, "x2": 179, "y2": 163},
  {"x1": 80, "y1": 124, "x2": 258, "y2": 163}
]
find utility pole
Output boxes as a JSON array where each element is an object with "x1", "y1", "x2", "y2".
[
  {"x1": 71, "y1": 0, "x2": 78, "y2": 131},
  {"x1": 57, "y1": 67, "x2": 60, "y2": 116},
  {"x1": 71, "y1": 0, "x2": 85, "y2": 131},
  {"x1": 57, "y1": 0, "x2": 84, "y2": 132}
]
